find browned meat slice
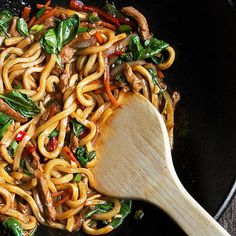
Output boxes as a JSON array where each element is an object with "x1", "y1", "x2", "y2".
[
  {"x1": 51, "y1": 64, "x2": 63, "y2": 77},
  {"x1": 59, "y1": 32, "x2": 92, "y2": 63},
  {"x1": 9, "y1": 17, "x2": 20, "y2": 37},
  {"x1": 59, "y1": 72, "x2": 69, "y2": 92},
  {"x1": 36, "y1": 171, "x2": 56, "y2": 221},
  {"x1": 124, "y1": 63, "x2": 142, "y2": 93},
  {"x1": 121, "y1": 6, "x2": 151, "y2": 41},
  {"x1": 70, "y1": 133, "x2": 79, "y2": 153},
  {"x1": 18, "y1": 202, "x2": 32, "y2": 216},
  {"x1": 172, "y1": 91, "x2": 180, "y2": 108},
  {"x1": 0, "y1": 98, "x2": 27, "y2": 123},
  {"x1": 31, "y1": 149, "x2": 43, "y2": 173},
  {"x1": 44, "y1": 17, "x2": 56, "y2": 29},
  {"x1": 37, "y1": 102, "x2": 62, "y2": 126}
]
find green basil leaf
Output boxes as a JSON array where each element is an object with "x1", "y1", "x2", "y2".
[
  {"x1": 85, "y1": 203, "x2": 113, "y2": 219},
  {"x1": 88, "y1": 13, "x2": 99, "y2": 23},
  {"x1": 118, "y1": 24, "x2": 132, "y2": 33},
  {"x1": 0, "y1": 119, "x2": 12, "y2": 139},
  {"x1": 78, "y1": 26, "x2": 88, "y2": 33},
  {"x1": 103, "y1": 1, "x2": 124, "y2": 17},
  {"x1": 75, "y1": 147, "x2": 96, "y2": 167},
  {"x1": 41, "y1": 28, "x2": 58, "y2": 54},
  {"x1": 0, "y1": 111, "x2": 11, "y2": 125},
  {"x1": 57, "y1": 14, "x2": 80, "y2": 51},
  {"x1": 20, "y1": 159, "x2": 32, "y2": 176},
  {"x1": 3, "y1": 217, "x2": 24, "y2": 236},
  {"x1": 0, "y1": 91, "x2": 40, "y2": 118},
  {"x1": 110, "y1": 200, "x2": 132, "y2": 228},
  {"x1": 48, "y1": 130, "x2": 59, "y2": 139},
  {"x1": 9, "y1": 140, "x2": 18, "y2": 157},
  {"x1": 133, "y1": 209, "x2": 144, "y2": 220},
  {"x1": 17, "y1": 18, "x2": 29, "y2": 37},
  {"x1": 0, "y1": 10, "x2": 13, "y2": 36},
  {"x1": 71, "y1": 118, "x2": 86, "y2": 137},
  {"x1": 35, "y1": 7, "x2": 46, "y2": 18}
]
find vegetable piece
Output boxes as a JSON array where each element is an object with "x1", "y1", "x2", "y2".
[
  {"x1": 48, "y1": 130, "x2": 59, "y2": 139},
  {"x1": 51, "y1": 190, "x2": 64, "y2": 197},
  {"x1": 36, "y1": 4, "x2": 53, "y2": 10},
  {"x1": 17, "y1": 18, "x2": 29, "y2": 37},
  {"x1": 26, "y1": 145, "x2": 35, "y2": 154},
  {"x1": 0, "y1": 91, "x2": 41, "y2": 118},
  {"x1": 134, "y1": 209, "x2": 144, "y2": 220},
  {"x1": 147, "y1": 67, "x2": 163, "y2": 90},
  {"x1": 20, "y1": 159, "x2": 32, "y2": 176},
  {"x1": 54, "y1": 195, "x2": 70, "y2": 207},
  {"x1": 0, "y1": 119, "x2": 12, "y2": 139},
  {"x1": 118, "y1": 24, "x2": 132, "y2": 33},
  {"x1": 103, "y1": 0, "x2": 124, "y2": 18},
  {"x1": 71, "y1": 118, "x2": 86, "y2": 137},
  {"x1": 0, "y1": 10, "x2": 13, "y2": 36},
  {"x1": 35, "y1": 7, "x2": 46, "y2": 19},
  {"x1": 85, "y1": 203, "x2": 113, "y2": 219},
  {"x1": 74, "y1": 173, "x2": 82, "y2": 182},
  {"x1": 128, "y1": 35, "x2": 169, "y2": 64},
  {"x1": 61, "y1": 146, "x2": 80, "y2": 167},
  {"x1": 22, "y1": 7, "x2": 31, "y2": 20},
  {"x1": 47, "y1": 136, "x2": 58, "y2": 152},
  {"x1": 78, "y1": 26, "x2": 88, "y2": 33},
  {"x1": 57, "y1": 14, "x2": 80, "y2": 51},
  {"x1": 32, "y1": 9, "x2": 56, "y2": 26},
  {"x1": 40, "y1": 28, "x2": 58, "y2": 54},
  {"x1": 88, "y1": 13, "x2": 100, "y2": 23},
  {"x1": 100, "y1": 21, "x2": 116, "y2": 31},
  {"x1": 110, "y1": 200, "x2": 132, "y2": 228},
  {"x1": 0, "y1": 111, "x2": 12, "y2": 125},
  {"x1": 104, "y1": 57, "x2": 119, "y2": 106},
  {"x1": 30, "y1": 24, "x2": 44, "y2": 34},
  {"x1": 9, "y1": 141, "x2": 18, "y2": 157},
  {"x1": 15, "y1": 131, "x2": 26, "y2": 142},
  {"x1": 2, "y1": 217, "x2": 24, "y2": 236},
  {"x1": 75, "y1": 147, "x2": 96, "y2": 167},
  {"x1": 95, "y1": 31, "x2": 104, "y2": 44}
]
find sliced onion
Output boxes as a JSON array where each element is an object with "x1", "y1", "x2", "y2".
[
  {"x1": 103, "y1": 34, "x2": 134, "y2": 57},
  {"x1": 110, "y1": 60, "x2": 146, "y2": 78},
  {"x1": 73, "y1": 36, "x2": 97, "y2": 50}
]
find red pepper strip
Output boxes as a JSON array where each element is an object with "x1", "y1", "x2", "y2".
[
  {"x1": 22, "y1": 7, "x2": 31, "y2": 20},
  {"x1": 104, "y1": 57, "x2": 119, "y2": 106},
  {"x1": 94, "y1": 84, "x2": 117, "y2": 95},
  {"x1": 95, "y1": 31, "x2": 104, "y2": 44},
  {"x1": 36, "y1": 4, "x2": 53, "y2": 10},
  {"x1": 26, "y1": 145, "x2": 35, "y2": 154},
  {"x1": 100, "y1": 21, "x2": 117, "y2": 31},
  {"x1": 61, "y1": 146, "x2": 80, "y2": 167},
  {"x1": 157, "y1": 69, "x2": 165, "y2": 80},
  {"x1": 47, "y1": 137, "x2": 58, "y2": 152},
  {"x1": 79, "y1": 129, "x2": 90, "y2": 139},
  {"x1": 49, "y1": 105, "x2": 57, "y2": 118},
  {"x1": 108, "y1": 50, "x2": 124, "y2": 59},
  {"x1": 54, "y1": 195, "x2": 70, "y2": 207},
  {"x1": 15, "y1": 131, "x2": 27, "y2": 142},
  {"x1": 51, "y1": 191, "x2": 64, "y2": 198},
  {"x1": 28, "y1": 16, "x2": 36, "y2": 27},
  {"x1": 32, "y1": 9, "x2": 56, "y2": 26}
]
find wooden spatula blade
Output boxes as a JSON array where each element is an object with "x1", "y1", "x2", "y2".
[{"x1": 93, "y1": 93, "x2": 171, "y2": 199}]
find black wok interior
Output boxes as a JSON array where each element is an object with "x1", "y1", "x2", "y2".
[{"x1": 0, "y1": 0, "x2": 236, "y2": 235}]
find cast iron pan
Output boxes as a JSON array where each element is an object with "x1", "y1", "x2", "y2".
[{"x1": 0, "y1": 0, "x2": 236, "y2": 235}]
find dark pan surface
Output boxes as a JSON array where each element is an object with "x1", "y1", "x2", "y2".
[{"x1": 0, "y1": 0, "x2": 236, "y2": 235}]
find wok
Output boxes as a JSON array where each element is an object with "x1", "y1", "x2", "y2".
[{"x1": 0, "y1": 0, "x2": 235, "y2": 235}]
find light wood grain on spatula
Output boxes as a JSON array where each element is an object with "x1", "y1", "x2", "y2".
[{"x1": 92, "y1": 93, "x2": 230, "y2": 236}]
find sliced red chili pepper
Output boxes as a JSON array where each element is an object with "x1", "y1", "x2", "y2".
[
  {"x1": 15, "y1": 131, "x2": 27, "y2": 142},
  {"x1": 26, "y1": 145, "x2": 35, "y2": 154},
  {"x1": 108, "y1": 50, "x2": 124, "y2": 59},
  {"x1": 47, "y1": 137, "x2": 58, "y2": 152}
]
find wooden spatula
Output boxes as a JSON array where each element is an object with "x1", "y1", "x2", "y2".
[{"x1": 92, "y1": 93, "x2": 229, "y2": 236}]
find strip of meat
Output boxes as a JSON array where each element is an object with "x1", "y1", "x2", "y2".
[
  {"x1": 121, "y1": 6, "x2": 151, "y2": 41},
  {"x1": 35, "y1": 170, "x2": 56, "y2": 221},
  {"x1": 124, "y1": 63, "x2": 142, "y2": 93},
  {"x1": 0, "y1": 98, "x2": 27, "y2": 123},
  {"x1": 59, "y1": 32, "x2": 92, "y2": 63},
  {"x1": 70, "y1": 133, "x2": 79, "y2": 153}
]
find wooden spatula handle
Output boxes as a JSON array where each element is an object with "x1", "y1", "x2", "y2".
[{"x1": 145, "y1": 175, "x2": 230, "y2": 236}]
